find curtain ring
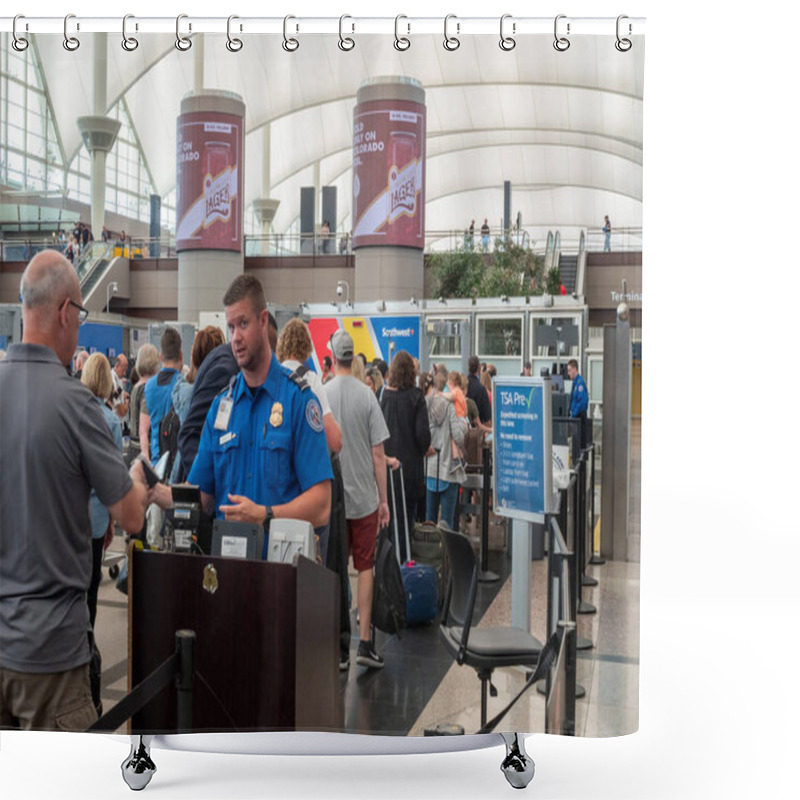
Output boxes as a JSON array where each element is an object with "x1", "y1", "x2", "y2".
[
  {"x1": 122, "y1": 14, "x2": 139, "y2": 52},
  {"x1": 12, "y1": 15, "x2": 29, "y2": 52},
  {"x1": 338, "y1": 14, "x2": 355, "y2": 51},
  {"x1": 615, "y1": 15, "x2": 632, "y2": 52},
  {"x1": 443, "y1": 14, "x2": 460, "y2": 51},
  {"x1": 63, "y1": 14, "x2": 80, "y2": 51},
  {"x1": 394, "y1": 15, "x2": 410, "y2": 51},
  {"x1": 175, "y1": 14, "x2": 192, "y2": 51},
  {"x1": 283, "y1": 15, "x2": 299, "y2": 52},
  {"x1": 226, "y1": 15, "x2": 243, "y2": 52},
  {"x1": 499, "y1": 14, "x2": 516, "y2": 51},
  {"x1": 553, "y1": 14, "x2": 570, "y2": 51}
]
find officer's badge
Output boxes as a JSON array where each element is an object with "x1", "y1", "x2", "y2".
[
  {"x1": 270, "y1": 402, "x2": 284, "y2": 427},
  {"x1": 202, "y1": 563, "x2": 219, "y2": 595},
  {"x1": 305, "y1": 398, "x2": 324, "y2": 433}
]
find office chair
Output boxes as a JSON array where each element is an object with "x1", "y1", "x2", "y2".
[{"x1": 438, "y1": 524, "x2": 543, "y2": 729}]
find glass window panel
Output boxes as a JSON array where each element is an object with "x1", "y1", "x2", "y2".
[
  {"x1": 7, "y1": 81, "x2": 25, "y2": 107},
  {"x1": 27, "y1": 107, "x2": 44, "y2": 135},
  {"x1": 477, "y1": 317, "x2": 522, "y2": 357},
  {"x1": 6, "y1": 100, "x2": 25, "y2": 127},
  {"x1": 7, "y1": 51, "x2": 28, "y2": 81},
  {"x1": 7, "y1": 125, "x2": 25, "y2": 150},
  {"x1": 27, "y1": 134, "x2": 45, "y2": 158},
  {"x1": 532, "y1": 317, "x2": 580, "y2": 358}
]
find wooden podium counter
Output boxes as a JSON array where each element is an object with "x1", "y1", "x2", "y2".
[{"x1": 129, "y1": 550, "x2": 342, "y2": 734}]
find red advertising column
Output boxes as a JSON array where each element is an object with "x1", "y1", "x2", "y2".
[
  {"x1": 352, "y1": 77, "x2": 426, "y2": 302},
  {"x1": 176, "y1": 91, "x2": 246, "y2": 323}
]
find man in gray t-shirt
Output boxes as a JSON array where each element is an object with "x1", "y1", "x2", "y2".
[
  {"x1": 0, "y1": 252, "x2": 149, "y2": 731},
  {"x1": 325, "y1": 330, "x2": 390, "y2": 670}
]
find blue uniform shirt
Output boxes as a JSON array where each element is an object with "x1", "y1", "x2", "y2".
[
  {"x1": 187, "y1": 354, "x2": 333, "y2": 520},
  {"x1": 569, "y1": 373, "x2": 589, "y2": 417}
]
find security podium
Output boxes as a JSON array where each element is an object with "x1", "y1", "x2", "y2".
[{"x1": 128, "y1": 549, "x2": 342, "y2": 733}]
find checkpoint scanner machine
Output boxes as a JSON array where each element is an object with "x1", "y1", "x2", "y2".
[{"x1": 163, "y1": 485, "x2": 211, "y2": 555}]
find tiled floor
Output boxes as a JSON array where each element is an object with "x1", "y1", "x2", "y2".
[{"x1": 94, "y1": 421, "x2": 640, "y2": 739}]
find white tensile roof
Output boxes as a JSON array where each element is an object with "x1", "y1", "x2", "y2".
[{"x1": 32, "y1": 32, "x2": 643, "y2": 241}]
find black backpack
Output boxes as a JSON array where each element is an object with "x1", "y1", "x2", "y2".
[
  {"x1": 371, "y1": 525, "x2": 407, "y2": 636},
  {"x1": 158, "y1": 405, "x2": 181, "y2": 483}
]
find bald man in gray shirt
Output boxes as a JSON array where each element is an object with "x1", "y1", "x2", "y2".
[{"x1": 0, "y1": 251, "x2": 150, "y2": 731}]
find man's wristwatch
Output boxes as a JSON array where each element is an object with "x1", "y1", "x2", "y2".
[{"x1": 262, "y1": 505, "x2": 274, "y2": 533}]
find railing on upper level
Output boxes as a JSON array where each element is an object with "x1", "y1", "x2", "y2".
[{"x1": 1, "y1": 226, "x2": 642, "y2": 263}]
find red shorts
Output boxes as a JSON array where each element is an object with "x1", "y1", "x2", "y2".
[{"x1": 346, "y1": 509, "x2": 380, "y2": 572}]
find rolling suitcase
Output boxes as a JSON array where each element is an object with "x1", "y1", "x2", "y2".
[{"x1": 389, "y1": 464, "x2": 438, "y2": 625}]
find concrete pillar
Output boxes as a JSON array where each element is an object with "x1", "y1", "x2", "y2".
[
  {"x1": 76, "y1": 33, "x2": 119, "y2": 241},
  {"x1": 352, "y1": 76, "x2": 426, "y2": 302},
  {"x1": 175, "y1": 91, "x2": 245, "y2": 323}
]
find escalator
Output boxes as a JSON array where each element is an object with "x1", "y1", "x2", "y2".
[
  {"x1": 558, "y1": 253, "x2": 578, "y2": 294},
  {"x1": 74, "y1": 242, "x2": 116, "y2": 305}
]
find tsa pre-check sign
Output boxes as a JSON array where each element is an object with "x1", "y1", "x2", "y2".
[{"x1": 492, "y1": 377, "x2": 553, "y2": 523}]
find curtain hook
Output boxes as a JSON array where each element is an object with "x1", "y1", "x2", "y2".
[
  {"x1": 499, "y1": 14, "x2": 516, "y2": 51},
  {"x1": 443, "y1": 13, "x2": 460, "y2": 51},
  {"x1": 394, "y1": 15, "x2": 410, "y2": 51},
  {"x1": 553, "y1": 14, "x2": 570, "y2": 51},
  {"x1": 122, "y1": 14, "x2": 139, "y2": 52},
  {"x1": 615, "y1": 15, "x2": 632, "y2": 52},
  {"x1": 338, "y1": 14, "x2": 355, "y2": 51},
  {"x1": 63, "y1": 14, "x2": 80, "y2": 52},
  {"x1": 283, "y1": 15, "x2": 299, "y2": 52},
  {"x1": 226, "y1": 15, "x2": 243, "y2": 52},
  {"x1": 12, "y1": 15, "x2": 29, "y2": 52},
  {"x1": 175, "y1": 14, "x2": 192, "y2": 51}
]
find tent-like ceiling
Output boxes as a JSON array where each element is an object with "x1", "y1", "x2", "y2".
[{"x1": 31, "y1": 31, "x2": 644, "y2": 245}]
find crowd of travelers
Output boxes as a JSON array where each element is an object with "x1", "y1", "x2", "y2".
[{"x1": 0, "y1": 251, "x2": 516, "y2": 731}]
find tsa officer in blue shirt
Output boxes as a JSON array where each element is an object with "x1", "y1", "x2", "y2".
[
  {"x1": 567, "y1": 358, "x2": 589, "y2": 420},
  {"x1": 176, "y1": 275, "x2": 332, "y2": 535}
]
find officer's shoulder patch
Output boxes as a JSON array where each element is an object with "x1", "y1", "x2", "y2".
[
  {"x1": 305, "y1": 397, "x2": 324, "y2": 433},
  {"x1": 288, "y1": 368, "x2": 309, "y2": 392},
  {"x1": 577, "y1": 384, "x2": 584, "y2": 392}
]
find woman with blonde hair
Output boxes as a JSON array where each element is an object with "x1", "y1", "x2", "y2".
[
  {"x1": 128, "y1": 343, "x2": 159, "y2": 463},
  {"x1": 81, "y1": 353, "x2": 123, "y2": 630}
]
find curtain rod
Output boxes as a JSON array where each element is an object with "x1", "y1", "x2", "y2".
[{"x1": 2, "y1": 15, "x2": 645, "y2": 38}]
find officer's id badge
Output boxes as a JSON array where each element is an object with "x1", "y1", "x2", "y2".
[
  {"x1": 270, "y1": 402, "x2": 284, "y2": 428},
  {"x1": 214, "y1": 396, "x2": 234, "y2": 431},
  {"x1": 305, "y1": 397, "x2": 324, "y2": 433}
]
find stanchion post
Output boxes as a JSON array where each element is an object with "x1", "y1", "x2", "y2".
[
  {"x1": 478, "y1": 443, "x2": 498, "y2": 583},
  {"x1": 175, "y1": 629, "x2": 196, "y2": 733},
  {"x1": 589, "y1": 444, "x2": 605, "y2": 565}
]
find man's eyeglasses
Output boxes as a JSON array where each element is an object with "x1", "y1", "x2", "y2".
[{"x1": 64, "y1": 298, "x2": 89, "y2": 325}]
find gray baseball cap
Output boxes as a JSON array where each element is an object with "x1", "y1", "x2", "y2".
[{"x1": 330, "y1": 329, "x2": 354, "y2": 360}]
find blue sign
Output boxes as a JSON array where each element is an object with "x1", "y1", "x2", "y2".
[
  {"x1": 370, "y1": 315, "x2": 420, "y2": 361},
  {"x1": 492, "y1": 378, "x2": 552, "y2": 522},
  {"x1": 78, "y1": 322, "x2": 124, "y2": 359}
]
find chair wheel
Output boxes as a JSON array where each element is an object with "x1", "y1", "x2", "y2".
[{"x1": 109, "y1": 564, "x2": 120, "y2": 580}]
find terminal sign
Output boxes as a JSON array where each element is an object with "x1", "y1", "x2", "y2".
[{"x1": 492, "y1": 378, "x2": 552, "y2": 523}]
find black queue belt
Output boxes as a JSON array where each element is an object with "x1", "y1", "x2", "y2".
[{"x1": 86, "y1": 630, "x2": 195, "y2": 733}]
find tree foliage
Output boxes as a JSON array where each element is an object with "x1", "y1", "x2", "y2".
[{"x1": 428, "y1": 237, "x2": 551, "y2": 300}]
